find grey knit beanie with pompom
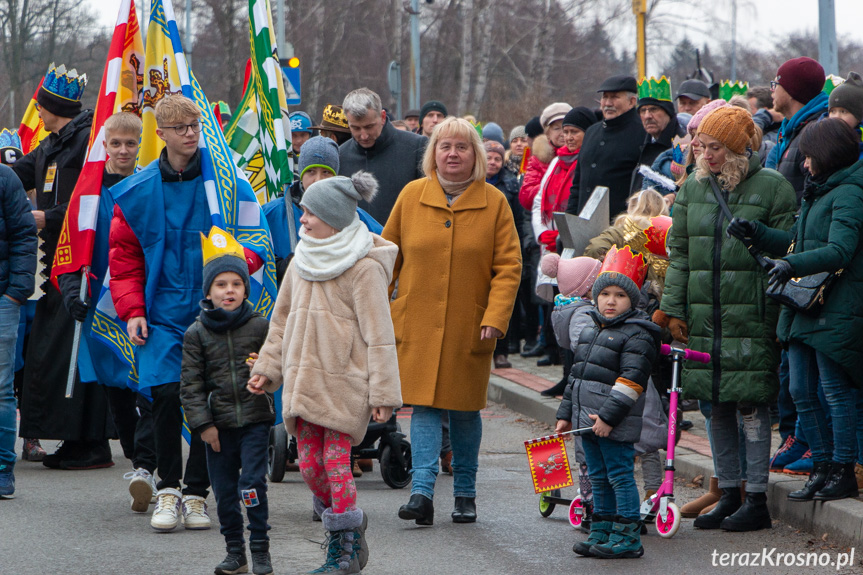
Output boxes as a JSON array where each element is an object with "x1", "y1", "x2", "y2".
[{"x1": 300, "y1": 171, "x2": 378, "y2": 231}]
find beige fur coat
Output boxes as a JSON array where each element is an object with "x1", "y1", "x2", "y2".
[{"x1": 252, "y1": 234, "x2": 403, "y2": 445}]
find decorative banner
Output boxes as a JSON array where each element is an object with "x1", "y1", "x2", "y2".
[
  {"x1": 17, "y1": 80, "x2": 51, "y2": 154},
  {"x1": 51, "y1": 0, "x2": 144, "y2": 285},
  {"x1": 525, "y1": 434, "x2": 574, "y2": 494}
]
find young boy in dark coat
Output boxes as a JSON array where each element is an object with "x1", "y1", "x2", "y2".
[
  {"x1": 555, "y1": 245, "x2": 660, "y2": 559},
  {"x1": 180, "y1": 228, "x2": 274, "y2": 575}
]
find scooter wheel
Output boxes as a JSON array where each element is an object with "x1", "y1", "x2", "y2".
[
  {"x1": 656, "y1": 501, "x2": 681, "y2": 538},
  {"x1": 539, "y1": 489, "x2": 560, "y2": 517},
  {"x1": 268, "y1": 424, "x2": 288, "y2": 483},
  {"x1": 380, "y1": 440, "x2": 412, "y2": 489},
  {"x1": 568, "y1": 496, "x2": 585, "y2": 528}
]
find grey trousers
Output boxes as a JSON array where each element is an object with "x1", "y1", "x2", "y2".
[{"x1": 711, "y1": 402, "x2": 770, "y2": 493}]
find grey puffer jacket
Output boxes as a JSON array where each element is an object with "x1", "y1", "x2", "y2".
[
  {"x1": 551, "y1": 297, "x2": 594, "y2": 352},
  {"x1": 180, "y1": 300, "x2": 275, "y2": 433},
  {"x1": 556, "y1": 308, "x2": 661, "y2": 444}
]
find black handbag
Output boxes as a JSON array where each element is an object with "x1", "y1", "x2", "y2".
[
  {"x1": 707, "y1": 176, "x2": 839, "y2": 314},
  {"x1": 765, "y1": 239, "x2": 842, "y2": 314}
]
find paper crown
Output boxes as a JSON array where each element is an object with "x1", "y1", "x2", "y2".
[
  {"x1": 0, "y1": 128, "x2": 22, "y2": 151},
  {"x1": 823, "y1": 74, "x2": 845, "y2": 95},
  {"x1": 470, "y1": 120, "x2": 483, "y2": 138},
  {"x1": 212, "y1": 101, "x2": 231, "y2": 115},
  {"x1": 719, "y1": 80, "x2": 749, "y2": 101},
  {"x1": 643, "y1": 215, "x2": 672, "y2": 259},
  {"x1": 598, "y1": 245, "x2": 648, "y2": 289},
  {"x1": 321, "y1": 104, "x2": 349, "y2": 129},
  {"x1": 638, "y1": 76, "x2": 672, "y2": 102},
  {"x1": 42, "y1": 63, "x2": 87, "y2": 102},
  {"x1": 201, "y1": 226, "x2": 246, "y2": 267}
]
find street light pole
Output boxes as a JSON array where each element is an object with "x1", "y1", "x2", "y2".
[
  {"x1": 818, "y1": 0, "x2": 838, "y2": 75},
  {"x1": 409, "y1": 0, "x2": 420, "y2": 110},
  {"x1": 632, "y1": 0, "x2": 647, "y2": 79}
]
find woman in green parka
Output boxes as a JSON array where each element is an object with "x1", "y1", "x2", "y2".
[
  {"x1": 728, "y1": 118, "x2": 863, "y2": 503},
  {"x1": 654, "y1": 107, "x2": 797, "y2": 532}
]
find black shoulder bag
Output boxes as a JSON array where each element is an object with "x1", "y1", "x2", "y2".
[{"x1": 707, "y1": 176, "x2": 839, "y2": 314}]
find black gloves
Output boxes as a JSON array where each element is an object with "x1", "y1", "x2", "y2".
[
  {"x1": 58, "y1": 273, "x2": 90, "y2": 322},
  {"x1": 766, "y1": 258, "x2": 794, "y2": 285},
  {"x1": 726, "y1": 217, "x2": 757, "y2": 240}
]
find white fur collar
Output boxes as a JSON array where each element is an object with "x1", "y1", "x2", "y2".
[{"x1": 294, "y1": 217, "x2": 373, "y2": 281}]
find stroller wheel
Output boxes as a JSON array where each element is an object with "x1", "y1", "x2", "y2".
[
  {"x1": 539, "y1": 489, "x2": 560, "y2": 517},
  {"x1": 380, "y1": 439, "x2": 412, "y2": 489},
  {"x1": 268, "y1": 424, "x2": 288, "y2": 483}
]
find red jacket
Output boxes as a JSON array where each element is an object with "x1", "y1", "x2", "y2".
[
  {"x1": 518, "y1": 135, "x2": 556, "y2": 210},
  {"x1": 108, "y1": 205, "x2": 265, "y2": 322}
]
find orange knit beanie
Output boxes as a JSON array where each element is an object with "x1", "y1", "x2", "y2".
[{"x1": 697, "y1": 107, "x2": 755, "y2": 155}]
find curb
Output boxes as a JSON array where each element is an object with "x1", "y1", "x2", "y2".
[{"x1": 487, "y1": 374, "x2": 863, "y2": 547}]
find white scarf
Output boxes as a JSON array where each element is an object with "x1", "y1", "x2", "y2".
[{"x1": 294, "y1": 217, "x2": 374, "y2": 281}]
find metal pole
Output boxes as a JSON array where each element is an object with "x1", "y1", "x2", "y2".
[
  {"x1": 185, "y1": 0, "x2": 192, "y2": 67},
  {"x1": 818, "y1": 0, "x2": 838, "y2": 75},
  {"x1": 730, "y1": 0, "x2": 737, "y2": 82},
  {"x1": 65, "y1": 269, "x2": 89, "y2": 398},
  {"x1": 277, "y1": 0, "x2": 286, "y2": 58},
  {"x1": 409, "y1": 0, "x2": 420, "y2": 109},
  {"x1": 633, "y1": 0, "x2": 647, "y2": 79}
]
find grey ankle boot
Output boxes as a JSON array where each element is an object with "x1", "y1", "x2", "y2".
[
  {"x1": 249, "y1": 540, "x2": 273, "y2": 575},
  {"x1": 214, "y1": 540, "x2": 247, "y2": 575}
]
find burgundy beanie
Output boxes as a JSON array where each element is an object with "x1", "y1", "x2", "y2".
[
  {"x1": 541, "y1": 254, "x2": 602, "y2": 298},
  {"x1": 776, "y1": 57, "x2": 825, "y2": 105}
]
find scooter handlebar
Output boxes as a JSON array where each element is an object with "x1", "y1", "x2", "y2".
[{"x1": 660, "y1": 344, "x2": 711, "y2": 364}]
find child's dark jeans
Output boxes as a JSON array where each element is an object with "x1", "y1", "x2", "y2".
[
  {"x1": 206, "y1": 421, "x2": 271, "y2": 542},
  {"x1": 582, "y1": 434, "x2": 640, "y2": 521}
]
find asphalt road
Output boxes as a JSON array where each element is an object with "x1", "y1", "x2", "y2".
[{"x1": 3, "y1": 402, "x2": 861, "y2": 575}]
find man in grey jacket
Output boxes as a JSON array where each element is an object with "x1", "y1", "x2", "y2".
[{"x1": 338, "y1": 88, "x2": 427, "y2": 224}]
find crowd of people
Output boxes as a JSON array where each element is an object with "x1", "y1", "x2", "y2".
[{"x1": 2, "y1": 52, "x2": 863, "y2": 573}]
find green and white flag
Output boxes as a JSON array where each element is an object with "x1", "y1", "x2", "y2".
[{"x1": 226, "y1": 0, "x2": 292, "y2": 204}]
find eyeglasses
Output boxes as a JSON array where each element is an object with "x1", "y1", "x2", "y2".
[
  {"x1": 770, "y1": 80, "x2": 779, "y2": 92},
  {"x1": 161, "y1": 122, "x2": 202, "y2": 135}
]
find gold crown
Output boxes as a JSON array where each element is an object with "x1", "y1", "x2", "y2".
[{"x1": 201, "y1": 226, "x2": 245, "y2": 267}]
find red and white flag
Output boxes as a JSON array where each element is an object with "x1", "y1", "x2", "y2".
[{"x1": 51, "y1": 0, "x2": 144, "y2": 288}]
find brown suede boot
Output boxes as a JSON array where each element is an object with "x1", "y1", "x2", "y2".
[
  {"x1": 855, "y1": 463, "x2": 863, "y2": 490},
  {"x1": 699, "y1": 480, "x2": 745, "y2": 516},
  {"x1": 681, "y1": 476, "x2": 720, "y2": 518}
]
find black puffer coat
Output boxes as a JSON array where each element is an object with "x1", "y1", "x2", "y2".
[
  {"x1": 0, "y1": 165, "x2": 37, "y2": 302},
  {"x1": 556, "y1": 307, "x2": 661, "y2": 443},
  {"x1": 180, "y1": 300, "x2": 275, "y2": 433}
]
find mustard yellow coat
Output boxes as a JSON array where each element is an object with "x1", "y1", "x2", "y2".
[{"x1": 382, "y1": 174, "x2": 522, "y2": 411}]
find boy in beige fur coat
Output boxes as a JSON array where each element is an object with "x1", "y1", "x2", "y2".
[{"x1": 248, "y1": 171, "x2": 402, "y2": 574}]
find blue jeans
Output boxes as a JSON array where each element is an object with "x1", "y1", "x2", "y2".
[
  {"x1": 777, "y1": 350, "x2": 799, "y2": 442},
  {"x1": 409, "y1": 406, "x2": 482, "y2": 500},
  {"x1": 582, "y1": 435, "x2": 639, "y2": 521},
  {"x1": 788, "y1": 341, "x2": 857, "y2": 464},
  {"x1": 205, "y1": 422, "x2": 270, "y2": 542},
  {"x1": 0, "y1": 296, "x2": 21, "y2": 470}
]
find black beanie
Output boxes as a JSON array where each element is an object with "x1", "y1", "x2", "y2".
[
  {"x1": 202, "y1": 254, "x2": 251, "y2": 298},
  {"x1": 637, "y1": 97, "x2": 676, "y2": 123},
  {"x1": 525, "y1": 116, "x2": 543, "y2": 139},
  {"x1": 563, "y1": 106, "x2": 602, "y2": 132},
  {"x1": 419, "y1": 100, "x2": 448, "y2": 125},
  {"x1": 36, "y1": 86, "x2": 82, "y2": 119}
]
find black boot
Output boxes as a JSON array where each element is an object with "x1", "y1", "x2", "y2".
[
  {"x1": 788, "y1": 461, "x2": 832, "y2": 501},
  {"x1": 248, "y1": 540, "x2": 272, "y2": 575},
  {"x1": 540, "y1": 378, "x2": 568, "y2": 397},
  {"x1": 693, "y1": 487, "x2": 741, "y2": 530},
  {"x1": 720, "y1": 492, "x2": 772, "y2": 532},
  {"x1": 214, "y1": 541, "x2": 247, "y2": 575},
  {"x1": 398, "y1": 493, "x2": 434, "y2": 525},
  {"x1": 520, "y1": 342, "x2": 545, "y2": 358},
  {"x1": 42, "y1": 441, "x2": 81, "y2": 469},
  {"x1": 814, "y1": 462, "x2": 860, "y2": 501},
  {"x1": 59, "y1": 440, "x2": 114, "y2": 470},
  {"x1": 452, "y1": 497, "x2": 477, "y2": 523}
]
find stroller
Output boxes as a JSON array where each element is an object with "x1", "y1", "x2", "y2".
[{"x1": 267, "y1": 401, "x2": 412, "y2": 489}]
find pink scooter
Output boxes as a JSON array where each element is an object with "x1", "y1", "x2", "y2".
[{"x1": 638, "y1": 344, "x2": 711, "y2": 538}]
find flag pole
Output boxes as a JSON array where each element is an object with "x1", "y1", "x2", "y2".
[{"x1": 65, "y1": 267, "x2": 89, "y2": 398}]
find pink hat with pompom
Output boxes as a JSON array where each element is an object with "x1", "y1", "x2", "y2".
[
  {"x1": 687, "y1": 99, "x2": 729, "y2": 137},
  {"x1": 541, "y1": 254, "x2": 602, "y2": 298}
]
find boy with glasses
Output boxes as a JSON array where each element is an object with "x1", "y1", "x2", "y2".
[{"x1": 108, "y1": 95, "x2": 218, "y2": 532}]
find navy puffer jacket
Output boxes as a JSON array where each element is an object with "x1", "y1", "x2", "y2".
[
  {"x1": 0, "y1": 165, "x2": 37, "y2": 302},
  {"x1": 556, "y1": 307, "x2": 661, "y2": 444}
]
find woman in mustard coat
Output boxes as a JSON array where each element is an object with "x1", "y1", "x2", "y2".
[{"x1": 383, "y1": 117, "x2": 522, "y2": 525}]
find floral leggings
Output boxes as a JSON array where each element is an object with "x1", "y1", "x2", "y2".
[{"x1": 296, "y1": 418, "x2": 357, "y2": 514}]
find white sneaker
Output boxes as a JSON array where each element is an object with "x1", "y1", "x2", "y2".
[
  {"x1": 124, "y1": 468, "x2": 157, "y2": 513},
  {"x1": 150, "y1": 488, "x2": 182, "y2": 531},
  {"x1": 181, "y1": 494, "x2": 211, "y2": 530}
]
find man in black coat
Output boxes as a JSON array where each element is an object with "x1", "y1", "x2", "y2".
[
  {"x1": 565, "y1": 75, "x2": 647, "y2": 220},
  {"x1": 12, "y1": 66, "x2": 115, "y2": 470},
  {"x1": 338, "y1": 88, "x2": 427, "y2": 224}
]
